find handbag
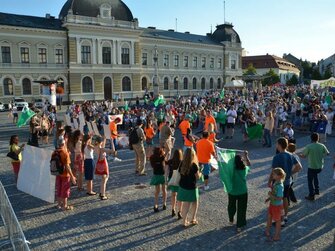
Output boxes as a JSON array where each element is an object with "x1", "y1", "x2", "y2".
[
  {"x1": 95, "y1": 150, "x2": 108, "y2": 175},
  {"x1": 7, "y1": 146, "x2": 19, "y2": 161},
  {"x1": 168, "y1": 162, "x2": 182, "y2": 186}
]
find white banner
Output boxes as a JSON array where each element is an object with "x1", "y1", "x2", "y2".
[
  {"x1": 103, "y1": 124, "x2": 111, "y2": 139},
  {"x1": 109, "y1": 114, "x2": 123, "y2": 125},
  {"x1": 17, "y1": 146, "x2": 55, "y2": 203}
]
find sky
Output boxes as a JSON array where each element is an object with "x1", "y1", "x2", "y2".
[{"x1": 1, "y1": 0, "x2": 334, "y2": 62}]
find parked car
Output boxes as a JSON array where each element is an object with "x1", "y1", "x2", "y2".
[
  {"x1": 34, "y1": 98, "x2": 46, "y2": 109},
  {"x1": 13, "y1": 98, "x2": 29, "y2": 110},
  {"x1": 0, "y1": 102, "x2": 5, "y2": 112}
]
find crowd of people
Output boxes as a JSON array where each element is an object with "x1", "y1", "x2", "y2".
[{"x1": 7, "y1": 85, "x2": 335, "y2": 241}]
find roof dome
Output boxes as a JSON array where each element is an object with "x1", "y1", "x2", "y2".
[
  {"x1": 59, "y1": 0, "x2": 134, "y2": 21},
  {"x1": 211, "y1": 23, "x2": 241, "y2": 43}
]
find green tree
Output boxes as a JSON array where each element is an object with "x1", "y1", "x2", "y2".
[
  {"x1": 311, "y1": 68, "x2": 322, "y2": 80},
  {"x1": 262, "y1": 69, "x2": 280, "y2": 86},
  {"x1": 243, "y1": 63, "x2": 257, "y2": 75},
  {"x1": 286, "y1": 74, "x2": 299, "y2": 86},
  {"x1": 323, "y1": 68, "x2": 332, "y2": 79}
]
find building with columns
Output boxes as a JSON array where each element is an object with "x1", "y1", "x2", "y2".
[{"x1": 0, "y1": 0, "x2": 243, "y2": 103}]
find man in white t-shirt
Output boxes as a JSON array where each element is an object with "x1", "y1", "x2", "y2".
[{"x1": 226, "y1": 106, "x2": 237, "y2": 139}]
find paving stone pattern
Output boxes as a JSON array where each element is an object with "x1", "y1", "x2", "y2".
[{"x1": 0, "y1": 114, "x2": 334, "y2": 251}]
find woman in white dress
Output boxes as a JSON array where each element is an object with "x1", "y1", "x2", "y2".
[{"x1": 325, "y1": 107, "x2": 334, "y2": 143}]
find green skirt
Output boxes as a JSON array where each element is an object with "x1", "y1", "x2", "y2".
[
  {"x1": 177, "y1": 187, "x2": 199, "y2": 202},
  {"x1": 168, "y1": 185, "x2": 179, "y2": 192},
  {"x1": 150, "y1": 175, "x2": 165, "y2": 186}
]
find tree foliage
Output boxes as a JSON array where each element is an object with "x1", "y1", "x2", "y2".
[
  {"x1": 323, "y1": 68, "x2": 332, "y2": 79},
  {"x1": 243, "y1": 63, "x2": 257, "y2": 76},
  {"x1": 262, "y1": 69, "x2": 280, "y2": 86},
  {"x1": 311, "y1": 68, "x2": 322, "y2": 80},
  {"x1": 286, "y1": 74, "x2": 299, "y2": 86}
]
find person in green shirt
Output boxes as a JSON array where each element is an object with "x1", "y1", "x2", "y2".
[
  {"x1": 227, "y1": 151, "x2": 251, "y2": 232},
  {"x1": 300, "y1": 133, "x2": 330, "y2": 201},
  {"x1": 216, "y1": 107, "x2": 227, "y2": 136}
]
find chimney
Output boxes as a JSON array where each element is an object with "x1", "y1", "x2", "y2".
[{"x1": 45, "y1": 13, "x2": 51, "y2": 19}]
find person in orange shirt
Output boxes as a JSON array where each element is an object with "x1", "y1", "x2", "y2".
[
  {"x1": 183, "y1": 128, "x2": 198, "y2": 152},
  {"x1": 204, "y1": 110, "x2": 217, "y2": 132},
  {"x1": 144, "y1": 120, "x2": 156, "y2": 159},
  {"x1": 56, "y1": 138, "x2": 76, "y2": 211},
  {"x1": 109, "y1": 117, "x2": 122, "y2": 162},
  {"x1": 179, "y1": 114, "x2": 191, "y2": 137},
  {"x1": 208, "y1": 123, "x2": 219, "y2": 143},
  {"x1": 196, "y1": 131, "x2": 217, "y2": 191}
]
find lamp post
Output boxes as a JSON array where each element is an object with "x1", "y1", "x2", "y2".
[
  {"x1": 153, "y1": 45, "x2": 159, "y2": 97},
  {"x1": 176, "y1": 76, "x2": 179, "y2": 98},
  {"x1": 222, "y1": 43, "x2": 226, "y2": 87}
]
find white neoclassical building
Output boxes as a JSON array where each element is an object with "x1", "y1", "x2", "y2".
[{"x1": 0, "y1": 0, "x2": 243, "y2": 103}]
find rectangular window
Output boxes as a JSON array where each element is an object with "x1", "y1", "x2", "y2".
[
  {"x1": 231, "y1": 60, "x2": 236, "y2": 70},
  {"x1": 201, "y1": 57, "x2": 206, "y2": 68},
  {"x1": 210, "y1": 58, "x2": 214, "y2": 68},
  {"x1": 164, "y1": 54, "x2": 169, "y2": 67},
  {"x1": 218, "y1": 58, "x2": 222, "y2": 69},
  {"x1": 38, "y1": 48, "x2": 47, "y2": 64},
  {"x1": 81, "y1": 46, "x2": 91, "y2": 64},
  {"x1": 193, "y1": 56, "x2": 198, "y2": 68},
  {"x1": 102, "y1": 47, "x2": 111, "y2": 64},
  {"x1": 174, "y1": 55, "x2": 179, "y2": 67},
  {"x1": 184, "y1": 56, "x2": 189, "y2": 68},
  {"x1": 1, "y1": 46, "x2": 11, "y2": 63},
  {"x1": 20, "y1": 47, "x2": 30, "y2": 63},
  {"x1": 121, "y1": 48, "x2": 130, "y2": 65},
  {"x1": 55, "y1": 48, "x2": 63, "y2": 64},
  {"x1": 142, "y1": 53, "x2": 147, "y2": 66}
]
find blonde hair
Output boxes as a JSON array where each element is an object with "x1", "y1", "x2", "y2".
[
  {"x1": 273, "y1": 167, "x2": 286, "y2": 181},
  {"x1": 180, "y1": 148, "x2": 199, "y2": 176}
]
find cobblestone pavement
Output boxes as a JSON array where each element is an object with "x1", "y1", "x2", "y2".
[{"x1": 0, "y1": 112, "x2": 334, "y2": 251}]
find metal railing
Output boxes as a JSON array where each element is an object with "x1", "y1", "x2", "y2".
[{"x1": 0, "y1": 181, "x2": 30, "y2": 251}]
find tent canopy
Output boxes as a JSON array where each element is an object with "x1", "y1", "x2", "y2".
[{"x1": 224, "y1": 80, "x2": 246, "y2": 88}]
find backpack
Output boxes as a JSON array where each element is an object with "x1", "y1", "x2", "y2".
[
  {"x1": 50, "y1": 150, "x2": 65, "y2": 175},
  {"x1": 128, "y1": 127, "x2": 140, "y2": 150}
]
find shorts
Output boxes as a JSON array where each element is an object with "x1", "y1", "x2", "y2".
[
  {"x1": 56, "y1": 176, "x2": 71, "y2": 199},
  {"x1": 227, "y1": 123, "x2": 235, "y2": 129},
  {"x1": 11, "y1": 162, "x2": 20, "y2": 176},
  {"x1": 200, "y1": 163, "x2": 211, "y2": 176},
  {"x1": 13, "y1": 113, "x2": 18, "y2": 118},
  {"x1": 146, "y1": 138, "x2": 154, "y2": 146},
  {"x1": 84, "y1": 159, "x2": 94, "y2": 181},
  {"x1": 268, "y1": 204, "x2": 283, "y2": 222}
]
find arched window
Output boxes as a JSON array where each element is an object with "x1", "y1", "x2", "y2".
[
  {"x1": 22, "y1": 78, "x2": 31, "y2": 95},
  {"x1": 122, "y1": 76, "x2": 131, "y2": 92},
  {"x1": 183, "y1": 77, "x2": 188, "y2": 90},
  {"x1": 82, "y1": 76, "x2": 93, "y2": 93},
  {"x1": 217, "y1": 78, "x2": 222, "y2": 89},
  {"x1": 164, "y1": 77, "x2": 169, "y2": 90},
  {"x1": 174, "y1": 77, "x2": 179, "y2": 90},
  {"x1": 104, "y1": 76, "x2": 112, "y2": 100},
  {"x1": 192, "y1": 78, "x2": 197, "y2": 90},
  {"x1": 210, "y1": 78, "x2": 214, "y2": 89},
  {"x1": 3, "y1": 78, "x2": 13, "y2": 96},
  {"x1": 141, "y1": 77, "x2": 147, "y2": 91},
  {"x1": 201, "y1": 77, "x2": 206, "y2": 90}
]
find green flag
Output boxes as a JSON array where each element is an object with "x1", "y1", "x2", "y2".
[
  {"x1": 124, "y1": 101, "x2": 129, "y2": 111},
  {"x1": 246, "y1": 123, "x2": 263, "y2": 140},
  {"x1": 217, "y1": 148, "x2": 236, "y2": 193},
  {"x1": 325, "y1": 95, "x2": 332, "y2": 105},
  {"x1": 220, "y1": 88, "x2": 225, "y2": 99},
  {"x1": 154, "y1": 95, "x2": 165, "y2": 107},
  {"x1": 17, "y1": 106, "x2": 35, "y2": 128}
]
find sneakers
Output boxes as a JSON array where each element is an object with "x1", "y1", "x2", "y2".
[
  {"x1": 204, "y1": 185, "x2": 210, "y2": 191},
  {"x1": 305, "y1": 195, "x2": 315, "y2": 201},
  {"x1": 113, "y1": 157, "x2": 122, "y2": 162}
]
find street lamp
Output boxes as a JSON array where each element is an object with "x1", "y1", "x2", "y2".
[
  {"x1": 153, "y1": 45, "x2": 159, "y2": 97},
  {"x1": 176, "y1": 76, "x2": 179, "y2": 97}
]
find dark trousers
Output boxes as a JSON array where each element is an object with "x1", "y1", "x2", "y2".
[
  {"x1": 220, "y1": 123, "x2": 226, "y2": 135},
  {"x1": 228, "y1": 193, "x2": 248, "y2": 228},
  {"x1": 307, "y1": 168, "x2": 322, "y2": 196},
  {"x1": 263, "y1": 128, "x2": 271, "y2": 147}
]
